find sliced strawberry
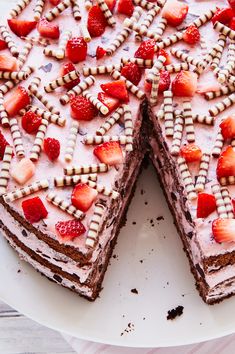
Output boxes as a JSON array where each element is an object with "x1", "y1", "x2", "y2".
[
  {"x1": 230, "y1": 17, "x2": 235, "y2": 29},
  {"x1": 22, "y1": 197, "x2": 48, "y2": 223},
  {"x1": 21, "y1": 111, "x2": 42, "y2": 134},
  {"x1": 98, "y1": 92, "x2": 120, "y2": 114},
  {"x1": 66, "y1": 37, "x2": 87, "y2": 63},
  {"x1": 71, "y1": 183, "x2": 98, "y2": 212},
  {"x1": 144, "y1": 70, "x2": 171, "y2": 94},
  {"x1": 96, "y1": 46, "x2": 106, "y2": 59},
  {"x1": 180, "y1": 144, "x2": 202, "y2": 162},
  {"x1": 8, "y1": 19, "x2": 37, "y2": 37},
  {"x1": 121, "y1": 62, "x2": 142, "y2": 85},
  {"x1": 70, "y1": 96, "x2": 98, "y2": 121},
  {"x1": 228, "y1": 0, "x2": 235, "y2": 9},
  {"x1": 105, "y1": 0, "x2": 116, "y2": 11},
  {"x1": 216, "y1": 145, "x2": 235, "y2": 179},
  {"x1": 49, "y1": 0, "x2": 61, "y2": 4},
  {"x1": 212, "y1": 218, "x2": 235, "y2": 243},
  {"x1": 101, "y1": 80, "x2": 129, "y2": 102},
  {"x1": 172, "y1": 70, "x2": 198, "y2": 97},
  {"x1": 0, "y1": 54, "x2": 18, "y2": 72},
  {"x1": 43, "y1": 137, "x2": 60, "y2": 161},
  {"x1": 134, "y1": 39, "x2": 155, "y2": 60},
  {"x1": 94, "y1": 141, "x2": 123, "y2": 165},
  {"x1": 55, "y1": 219, "x2": 86, "y2": 241},
  {"x1": 11, "y1": 158, "x2": 35, "y2": 185},
  {"x1": 0, "y1": 131, "x2": 10, "y2": 160},
  {"x1": 4, "y1": 86, "x2": 30, "y2": 117},
  {"x1": 0, "y1": 40, "x2": 7, "y2": 50},
  {"x1": 37, "y1": 18, "x2": 60, "y2": 39},
  {"x1": 60, "y1": 62, "x2": 80, "y2": 90},
  {"x1": 157, "y1": 49, "x2": 172, "y2": 65},
  {"x1": 212, "y1": 7, "x2": 234, "y2": 25},
  {"x1": 197, "y1": 193, "x2": 216, "y2": 218},
  {"x1": 87, "y1": 5, "x2": 107, "y2": 37},
  {"x1": 162, "y1": 0, "x2": 188, "y2": 27},
  {"x1": 183, "y1": 25, "x2": 200, "y2": 45},
  {"x1": 117, "y1": 0, "x2": 134, "y2": 17},
  {"x1": 220, "y1": 115, "x2": 235, "y2": 140}
]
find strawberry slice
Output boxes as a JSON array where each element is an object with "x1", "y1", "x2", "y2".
[
  {"x1": 21, "y1": 111, "x2": 42, "y2": 134},
  {"x1": 96, "y1": 46, "x2": 106, "y2": 59},
  {"x1": 105, "y1": 0, "x2": 116, "y2": 11},
  {"x1": 212, "y1": 218, "x2": 235, "y2": 243},
  {"x1": 71, "y1": 183, "x2": 98, "y2": 212},
  {"x1": 22, "y1": 197, "x2": 48, "y2": 223},
  {"x1": 87, "y1": 5, "x2": 107, "y2": 37},
  {"x1": 0, "y1": 54, "x2": 18, "y2": 72},
  {"x1": 55, "y1": 219, "x2": 86, "y2": 241},
  {"x1": 228, "y1": 0, "x2": 235, "y2": 9},
  {"x1": 197, "y1": 193, "x2": 216, "y2": 218},
  {"x1": 0, "y1": 131, "x2": 10, "y2": 160},
  {"x1": 0, "y1": 40, "x2": 7, "y2": 50},
  {"x1": 70, "y1": 96, "x2": 98, "y2": 121},
  {"x1": 144, "y1": 70, "x2": 171, "y2": 94},
  {"x1": 216, "y1": 145, "x2": 235, "y2": 179},
  {"x1": 230, "y1": 17, "x2": 235, "y2": 29},
  {"x1": 66, "y1": 37, "x2": 87, "y2": 63},
  {"x1": 37, "y1": 18, "x2": 60, "y2": 39},
  {"x1": 97, "y1": 92, "x2": 120, "y2": 114},
  {"x1": 172, "y1": 70, "x2": 198, "y2": 97},
  {"x1": 4, "y1": 86, "x2": 30, "y2": 117},
  {"x1": 121, "y1": 62, "x2": 142, "y2": 85},
  {"x1": 8, "y1": 19, "x2": 37, "y2": 37},
  {"x1": 183, "y1": 25, "x2": 200, "y2": 45},
  {"x1": 11, "y1": 158, "x2": 35, "y2": 185},
  {"x1": 180, "y1": 144, "x2": 202, "y2": 162},
  {"x1": 49, "y1": 0, "x2": 61, "y2": 4},
  {"x1": 157, "y1": 49, "x2": 172, "y2": 65},
  {"x1": 162, "y1": 0, "x2": 188, "y2": 27},
  {"x1": 60, "y1": 62, "x2": 80, "y2": 90},
  {"x1": 220, "y1": 115, "x2": 235, "y2": 140},
  {"x1": 134, "y1": 39, "x2": 155, "y2": 60},
  {"x1": 100, "y1": 80, "x2": 129, "y2": 102},
  {"x1": 212, "y1": 7, "x2": 234, "y2": 25},
  {"x1": 94, "y1": 141, "x2": 123, "y2": 165},
  {"x1": 117, "y1": 0, "x2": 134, "y2": 17},
  {"x1": 44, "y1": 137, "x2": 60, "y2": 161}
]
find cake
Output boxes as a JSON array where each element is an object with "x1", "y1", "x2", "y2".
[{"x1": 0, "y1": 0, "x2": 235, "y2": 304}]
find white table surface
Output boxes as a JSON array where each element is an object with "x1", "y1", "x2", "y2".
[{"x1": 1, "y1": 299, "x2": 235, "y2": 354}]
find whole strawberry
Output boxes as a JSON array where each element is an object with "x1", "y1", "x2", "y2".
[
  {"x1": 87, "y1": 5, "x2": 107, "y2": 37},
  {"x1": 44, "y1": 138, "x2": 60, "y2": 161},
  {"x1": 70, "y1": 96, "x2": 98, "y2": 121},
  {"x1": 134, "y1": 39, "x2": 155, "y2": 60},
  {"x1": 22, "y1": 197, "x2": 48, "y2": 223},
  {"x1": 21, "y1": 111, "x2": 42, "y2": 134},
  {"x1": 121, "y1": 62, "x2": 142, "y2": 85},
  {"x1": 183, "y1": 25, "x2": 200, "y2": 45},
  {"x1": 66, "y1": 37, "x2": 87, "y2": 63}
]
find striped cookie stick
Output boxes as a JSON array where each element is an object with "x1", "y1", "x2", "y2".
[
  {"x1": 155, "y1": 18, "x2": 168, "y2": 37},
  {"x1": 60, "y1": 76, "x2": 96, "y2": 105},
  {"x1": 146, "y1": 55, "x2": 166, "y2": 82},
  {"x1": 211, "y1": 34, "x2": 226, "y2": 69},
  {"x1": 44, "y1": 0, "x2": 72, "y2": 21},
  {"x1": 82, "y1": 64, "x2": 122, "y2": 76},
  {"x1": 97, "y1": 0, "x2": 116, "y2": 27},
  {"x1": 80, "y1": 23, "x2": 91, "y2": 43},
  {"x1": 217, "y1": 41, "x2": 235, "y2": 83},
  {"x1": 28, "y1": 106, "x2": 65, "y2": 126},
  {"x1": 192, "y1": 114, "x2": 214, "y2": 126},
  {"x1": 84, "y1": 135, "x2": 133, "y2": 145},
  {"x1": 82, "y1": 91, "x2": 109, "y2": 115},
  {"x1": 111, "y1": 70, "x2": 145, "y2": 100},
  {"x1": 194, "y1": 42, "x2": 222, "y2": 75},
  {"x1": 46, "y1": 192, "x2": 84, "y2": 219},
  {"x1": 71, "y1": 0, "x2": 81, "y2": 20},
  {"x1": 0, "y1": 146, "x2": 13, "y2": 196},
  {"x1": 30, "y1": 118, "x2": 49, "y2": 161},
  {"x1": 182, "y1": 100, "x2": 195, "y2": 142},
  {"x1": 64, "y1": 163, "x2": 109, "y2": 176},
  {"x1": 154, "y1": 32, "x2": 184, "y2": 51},
  {"x1": 55, "y1": 30, "x2": 72, "y2": 60},
  {"x1": 212, "y1": 129, "x2": 224, "y2": 157},
  {"x1": 204, "y1": 86, "x2": 235, "y2": 100},
  {"x1": 121, "y1": 58, "x2": 153, "y2": 68},
  {"x1": 0, "y1": 25, "x2": 18, "y2": 57},
  {"x1": 135, "y1": 6, "x2": 160, "y2": 42},
  {"x1": 177, "y1": 157, "x2": 197, "y2": 200},
  {"x1": 9, "y1": 118, "x2": 25, "y2": 158},
  {"x1": 34, "y1": 0, "x2": 45, "y2": 20},
  {"x1": 85, "y1": 180, "x2": 119, "y2": 199},
  {"x1": 149, "y1": 74, "x2": 160, "y2": 106},
  {"x1": 220, "y1": 176, "x2": 235, "y2": 186},
  {"x1": 192, "y1": 8, "x2": 217, "y2": 28},
  {"x1": 21, "y1": 36, "x2": 49, "y2": 47},
  {"x1": 123, "y1": 18, "x2": 161, "y2": 41},
  {"x1": 211, "y1": 183, "x2": 228, "y2": 218},
  {"x1": 170, "y1": 110, "x2": 184, "y2": 156},
  {"x1": 165, "y1": 62, "x2": 190, "y2": 73},
  {"x1": 133, "y1": 0, "x2": 158, "y2": 10},
  {"x1": 195, "y1": 153, "x2": 210, "y2": 192},
  {"x1": 4, "y1": 179, "x2": 49, "y2": 203},
  {"x1": 86, "y1": 203, "x2": 105, "y2": 248},
  {"x1": 0, "y1": 70, "x2": 29, "y2": 81},
  {"x1": 64, "y1": 121, "x2": 79, "y2": 162},
  {"x1": 213, "y1": 21, "x2": 235, "y2": 41},
  {"x1": 170, "y1": 48, "x2": 204, "y2": 68},
  {"x1": 163, "y1": 90, "x2": 174, "y2": 137},
  {"x1": 9, "y1": 0, "x2": 32, "y2": 18},
  {"x1": 200, "y1": 36, "x2": 208, "y2": 58},
  {"x1": 54, "y1": 174, "x2": 97, "y2": 187},
  {"x1": 17, "y1": 42, "x2": 33, "y2": 67},
  {"x1": 44, "y1": 70, "x2": 80, "y2": 92},
  {"x1": 209, "y1": 92, "x2": 235, "y2": 117},
  {"x1": 221, "y1": 187, "x2": 234, "y2": 218},
  {"x1": 96, "y1": 106, "x2": 124, "y2": 135},
  {"x1": 84, "y1": 0, "x2": 93, "y2": 10},
  {"x1": 123, "y1": 105, "x2": 133, "y2": 151},
  {"x1": 0, "y1": 66, "x2": 34, "y2": 96},
  {"x1": 0, "y1": 91, "x2": 9, "y2": 127}
]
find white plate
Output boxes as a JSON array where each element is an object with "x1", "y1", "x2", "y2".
[{"x1": 1, "y1": 165, "x2": 235, "y2": 348}]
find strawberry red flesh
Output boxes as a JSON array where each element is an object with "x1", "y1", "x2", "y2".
[
  {"x1": 134, "y1": 39, "x2": 155, "y2": 60},
  {"x1": 180, "y1": 144, "x2": 202, "y2": 162},
  {"x1": 220, "y1": 115, "x2": 235, "y2": 140},
  {"x1": 105, "y1": 0, "x2": 116, "y2": 11},
  {"x1": 100, "y1": 80, "x2": 129, "y2": 102},
  {"x1": 197, "y1": 193, "x2": 216, "y2": 218},
  {"x1": 37, "y1": 18, "x2": 60, "y2": 39},
  {"x1": 8, "y1": 19, "x2": 37, "y2": 37},
  {"x1": 71, "y1": 183, "x2": 98, "y2": 212},
  {"x1": 94, "y1": 141, "x2": 123, "y2": 165},
  {"x1": 60, "y1": 62, "x2": 80, "y2": 90},
  {"x1": 22, "y1": 197, "x2": 48, "y2": 224},
  {"x1": 216, "y1": 145, "x2": 235, "y2": 179},
  {"x1": 0, "y1": 54, "x2": 18, "y2": 72},
  {"x1": 162, "y1": 0, "x2": 188, "y2": 27},
  {"x1": 117, "y1": 0, "x2": 134, "y2": 17},
  {"x1": 66, "y1": 37, "x2": 87, "y2": 63},
  {"x1": 157, "y1": 49, "x2": 172, "y2": 65},
  {"x1": 55, "y1": 219, "x2": 86, "y2": 241},
  {"x1": 172, "y1": 70, "x2": 198, "y2": 97},
  {"x1": 96, "y1": 46, "x2": 106, "y2": 59},
  {"x1": 121, "y1": 62, "x2": 142, "y2": 86},
  {"x1": 98, "y1": 92, "x2": 120, "y2": 114},
  {"x1": 144, "y1": 70, "x2": 171, "y2": 94},
  {"x1": 0, "y1": 131, "x2": 9, "y2": 160},
  {"x1": 44, "y1": 137, "x2": 60, "y2": 161},
  {"x1": 70, "y1": 95, "x2": 98, "y2": 121},
  {"x1": 22, "y1": 111, "x2": 42, "y2": 134},
  {"x1": 4, "y1": 86, "x2": 30, "y2": 117},
  {"x1": 87, "y1": 5, "x2": 107, "y2": 37},
  {"x1": 0, "y1": 40, "x2": 8, "y2": 51},
  {"x1": 212, "y1": 7, "x2": 234, "y2": 25},
  {"x1": 212, "y1": 218, "x2": 235, "y2": 243},
  {"x1": 183, "y1": 25, "x2": 200, "y2": 45},
  {"x1": 230, "y1": 17, "x2": 235, "y2": 29}
]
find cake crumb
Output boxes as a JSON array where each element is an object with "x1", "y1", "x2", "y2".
[
  {"x1": 139, "y1": 259, "x2": 144, "y2": 264},
  {"x1": 17, "y1": 269, "x2": 21, "y2": 273},
  {"x1": 132, "y1": 221, "x2": 136, "y2": 225},
  {"x1": 167, "y1": 306, "x2": 184, "y2": 320},
  {"x1": 120, "y1": 322, "x2": 134, "y2": 336},
  {"x1": 156, "y1": 216, "x2": 164, "y2": 221},
  {"x1": 131, "y1": 288, "x2": 138, "y2": 294}
]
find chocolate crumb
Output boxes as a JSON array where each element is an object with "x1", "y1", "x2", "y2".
[
  {"x1": 143, "y1": 317, "x2": 146, "y2": 320},
  {"x1": 132, "y1": 221, "x2": 136, "y2": 225},
  {"x1": 123, "y1": 46, "x2": 129, "y2": 51},
  {"x1": 120, "y1": 322, "x2": 135, "y2": 336},
  {"x1": 39, "y1": 63, "x2": 52, "y2": 72},
  {"x1": 131, "y1": 288, "x2": 138, "y2": 294},
  {"x1": 144, "y1": 201, "x2": 148, "y2": 205},
  {"x1": 139, "y1": 259, "x2": 144, "y2": 263},
  {"x1": 140, "y1": 189, "x2": 145, "y2": 195},
  {"x1": 17, "y1": 269, "x2": 21, "y2": 273},
  {"x1": 156, "y1": 216, "x2": 164, "y2": 221},
  {"x1": 167, "y1": 306, "x2": 184, "y2": 320},
  {"x1": 22, "y1": 229, "x2": 27, "y2": 237}
]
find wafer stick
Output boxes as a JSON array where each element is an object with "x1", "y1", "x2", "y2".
[
  {"x1": 80, "y1": 23, "x2": 91, "y2": 42},
  {"x1": 29, "y1": 106, "x2": 65, "y2": 126},
  {"x1": 55, "y1": 30, "x2": 72, "y2": 60},
  {"x1": 85, "y1": 180, "x2": 119, "y2": 199},
  {"x1": 192, "y1": 114, "x2": 214, "y2": 125},
  {"x1": 218, "y1": 41, "x2": 235, "y2": 83},
  {"x1": 211, "y1": 183, "x2": 228, "y2": 218},
  {"x1": 46, "y1": 192, "x2": 84, "y2": 219},
  {"x1": 211, "y1": 34, "x2": 226, "y2": 69},
  {"x1": 214, "y1": 21, "x2": 235, "y2": 41},
  {"x1": 84, "y1": 135, "x2": 133, "y2": 145},
  {"x1": 44, "y1": 0, "x2": 71, "y2": 21},
  {"x1": 220, "y1": 176, "x2": 235, "y2": 186},
  {"x1": 154, "y1": 31, "x2": 184, "y2": 51},
  {"x1": 34, "y1": 0, "x2": 45, "y2": 20},
  {"x1": 165, "y1": 62, "x2": 190, "y2": 73},
  {"x1": 155, "y1": 18, "x2": 168, "y2": 37},
  {"x1": 221, "y1": 187, "x2": 234, "y2": 218},
  {"x1": 22, "y1": 36, "x2": 49, "y2": 47},
  {"x1": 111, "y1": 70, "x2": 145, "y2": 99},
  {"x1": 209, "y1": 93, "x2": 235, "y2": 117},
  {"x1": 54, "y1": 174, "x2": 97, "y2": 187},
  {"x1": 96, "y1": 106, "x2": 124, "y2": 136},
  {"x1": 135, "y1": 7, "x2": 160, "y2": 41},
  {"x1": 64, "y1": 163, "x2": 109, "y2": 176},
  {"x1": 97, "y1": 0, "x2": 116, "y2": 27},
  {"x1": 84, "y1": 0, "x2": 92, "y2": 10},
  {"x1": 170, "y1": 110, "x2": 184, "y2": 156},
  {"x1": 71, "y1": 0, "x2": 81, "y2": 20},
  {"x1": 194, "y1": 43, "x2": 222, "y2": 75},
  {"x1": 0, "y1": 146, "x2": 13, "y2": 196},
  {"x1": 30, "y1": 118, "x2": 49, "y2": 161},
  {"x1": 133, "y1": 0, "x2": 158, "y2": 10},
  {"x1": 9, "y1": 0, "x2": 32, "y2": 18},
  {"x1": 4, "y1": 179, "x2": 49, "y2": 203},
  {"x1": 149, "y1": 75, "x2": 160, "y2": 106},
  {"x1": 0, "y1": 70, "x2": 29, "y2": 81},
  {"x1": 121, "y1": 58, "x2": 153, "y2": 68},
  {"x1": 9, "y1": 118, "x2": 25, "y2": 158},
  {"x1": 86, "y1": 203, "x2": 105, "y2": 248},
  {"x1": 195, "y1": 153, "x2": 210, "y2": 192},
  {"x1": 0, "y1": 25, "x2": 18, "y2": 57},
  {"x1": 82, "y1": 91, "x2": 109, "y2": 115},
  {"x1": 200, "y1": 36, "x2": 208, "y2": 58},
  {"x1": 183, "y1": 101, "x2": 195, "y2": 142},
  {"x1": 204, "y1": 86, "x2": 235, "y2": 100},
  {"x1": 192, "y1": 8, "x2": 217, "y2": 28},
  {"x1": 178, "y1": 157, "x2": 197, "y2": 200},
  {"x1": 82, "y1": 64, "x2": 122, "y2": 76},
  {"x1": 212, "y1": 129, "x2": 224, "y2": 157},
  {"x1": 17, "y1": 43, "x2": 33, "y2": 66},
  {"x1": 123, "y1": 18, "x2": 161, "y2": 41},
  {"x1": 123, "y1": 105, "x2": 133, "y2": 151},
  {"x1": 163, "y1": 91, "x2": 174, "y2": 137},
  {"x1": 0, "y1": 91, "x2": 9, "y2": 127},
  {"x1": 64, "y1": 121, "x2": 79, "y2": 162},
  {"x1": 60, "y1": 76, "x2": 96, "y2": 105},
  {"x1": 170, "y1": 48, "x2": 204, "y2": 68},
  {"x1": 0, "y1": 67, "x2": 34, "y2": 96},
  {"x1": 44, "y1": 70, "x2": 80, "y2": 92},
  {"x1": 146, "y1": 55, "x2": 166, "y2": 82}
]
